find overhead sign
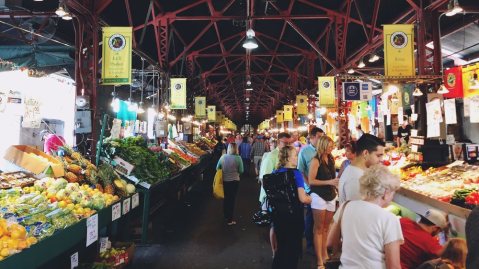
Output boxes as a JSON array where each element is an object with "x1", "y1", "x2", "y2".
[
  {"x1": 296, "y1": 95, "x2": 308, "y2": 115},
  {"x1": 283, "y1": 105, "x2": 293, "y2": 121},
  {"x1": 401, "y1": 83, "x2": 414, "y2": 110},
  {"x1": 207, "y1": 105, "x2": 216, "y2": 122},
  {"x1": 194, "y1": 97, "x2": 206, "y2": 118},
  {"x1": 101, "y1": 27, "x2": 132, "y2": 85},
  {"x1": 170, "y1": 78, "x2": 187, "y2": 109},
  {"x1": 276, "y1": 110, "x2": 283, "y2": 123},
  {"x1": 383, "y1": 24, "x2": 415, "y2": 77},
  {"x1": 342, "y1": 82, "x2": 361, "y2": 101},
  {"x1": 318, "y1": 76, "x2": 335, "y2": 107}
]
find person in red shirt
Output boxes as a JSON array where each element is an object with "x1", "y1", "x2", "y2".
[{"x1": 400, "y1": 209, "x2": 449, "y2": 269}]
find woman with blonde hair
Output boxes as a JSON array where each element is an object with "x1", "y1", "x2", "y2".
[
  {"x1": 307, "y1": 135, "x2": 338, "y2": 268},
  {"x1": 418, "y1": 238, "x2": 468, "y2": 269},
  {"x1": 327, "y1": 164, "x2": 403, "y2": 269},
  {"x1": 264, "y1": 145, "x2": 311, "y2": 269},
  {"x1": 216, "y1": 142, "x2": 244, "y2": 225}
]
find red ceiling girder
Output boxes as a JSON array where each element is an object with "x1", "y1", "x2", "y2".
[{"x1": 88, "y1": 0, "x2": 457, "y2": 123}]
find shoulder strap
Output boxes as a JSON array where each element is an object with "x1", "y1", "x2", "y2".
[{"x1": 338, "y1": 200, "x2": 351, "y2": 238}]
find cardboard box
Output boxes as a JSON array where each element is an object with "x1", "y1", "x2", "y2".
[{"x1": 3, "y1": 145, "x2": 65, "y2": 177}]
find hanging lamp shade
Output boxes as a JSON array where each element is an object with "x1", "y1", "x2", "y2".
[
  {"x1": 413, "y1": 87, "x2": 423, "y2": 96},
  {"x1": 243, "y1": 36, "x2": 258, "y2": 49}
]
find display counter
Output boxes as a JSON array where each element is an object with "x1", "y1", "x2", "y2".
[{"x1": 394, "y1": 187, "x2": 470, "y2": 237}]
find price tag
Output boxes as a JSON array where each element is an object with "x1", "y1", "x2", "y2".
[
  {"x1": 139, "y1": 182, "x2": 151, "y2": 189},
  {"x1": 99, "y1": 237, "x2": 109, "y2": 253},
  {"x1": 70, "y1": 252, "x2": 79, "y2": 269},
  {"x1": 86, "y1": 214, "x2": 98, "y2": 247},
  {"x1": 132, "y1": 193, "x2": 139, "y2": 209},
  {"x1": 122, "y1": 198, "x2": 131, "y2": 215},
  {"x1": 127, "y1": 175, "x2": 139, "y2": 184},
  {"x1": 411, "y1": 145, "x2": 419, "y2": 153},
  {"x1": 112, "y1": 202, "x2": 121, "y2": 221},
  {"x1": 411, "y1": 129, "x2": 418, "y2": 137}
]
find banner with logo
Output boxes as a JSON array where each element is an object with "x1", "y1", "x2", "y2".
[
  {"x1": 462, "y1": 63, "x2": 479, "y2": 98},
  {"x1": 170, "y1": 78, "x2": 187, "y2": 109},
  {"x1": 283, "y1": 105, "x2": 293, "y2": 121},
  {"x1": 360, "y1": 82, "x2": 372, "y2": 101},
  {"x1": 296, "y1": 95, "x2": 308, "y2": 115},
  {"x1": 101, "y1": 27, "x2": 132, "y2": 85},
  {"x1": 207, "y1": 105, "x2": 216, "y2": 121},
  {"x1": 383, "y1": 24, "x2": 415, "y2": 77},
  {"x1": 401, "y1": 83, "x2": 414, "y2": 110},
  {"x1": 444, "y1": 66, "x2": 463, "y2": 98},
  {"x1": 342, "y1": 82, "x2": 361, "y2": 101},
  {"x1": 216, "y1": 111, "x2": 222, "y2": 123},
  {"x1": 194, "y1": 97, "x2": 206, "y2": 118},
  {"x1": 318, "y1": 76, "x2": 335, "y2": 107},
  {"x1": 276, "y1": 110, "x2": 283, "y2": 123}
]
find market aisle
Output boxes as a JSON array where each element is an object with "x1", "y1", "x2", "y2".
[{"x1": 131, "y1": 164, "x2": 315, "y2": 269}]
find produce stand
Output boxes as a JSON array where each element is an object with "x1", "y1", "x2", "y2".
[
  {"x1": 129, "y1": 153, "x2": 212, "y2": 243},
  {"x1": 0, "y1": 196, "x2": 135, "y2": 269}
]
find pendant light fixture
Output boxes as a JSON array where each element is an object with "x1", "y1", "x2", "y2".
[
  {"x1": 357, "y1": 58, "x2": 366, "y2": 68},
  {"x1": 446, "y1": 0, "x2": 463, "y2": 16},
  {"x1": 369, "y1": 53, "x2": 380, "y2": 63},
  {"x1": 413, "y1": 87, "x2": 423, "y2": 96},
  {"x1": 56, "y1": 1, "x2": 73, "y2": 20},
  {"x1": 347, "y1": 68, "x2": 355, "y2": 74},
  {"x1": 437, "y1": 84, "x2": 449, "y2": 94},
  {"x1": 242, "y1": 29, "x2": 258, "y2": 50}
]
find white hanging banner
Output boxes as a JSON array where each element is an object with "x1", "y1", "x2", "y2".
[
  {"x1": 22, "y1": 97, "x2": 41, "y2": 128},
  {"x1": 470, "y1": 96, "x2": 479, "y2": 123},
  {"x1": 398, "y1": 107, "x2": 404, "y2": 125},
  {"x1": 444, "y1": 99, "x2": 457, "y2": 125},
  {"x1": 426, "y1": 99, "x2": 443, "y2": 125}
]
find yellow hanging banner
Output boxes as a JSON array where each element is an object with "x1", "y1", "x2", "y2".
[
  {"x1": 463, "y1": 63, "x2": 479, "y2": 98},
  {"x1": 276, "y1": 110, "x2": 284, "y2": 123},
  {"x1": 194, "y1": 97, "x2": 206, "y2": 118},
  {"x1": 170, "y1": 78, "x2": 187, "y2": 109},
  {"x1": 283, "y1": 105, "x2": 293, "y2": 121},
  {"x1": 383, "y1": 24, "x2": 415, "y2": 77},
  {"x1": 296, "y1": 95, "x2": 308, "y2": 115},
  {"x1": 318, "y1": 76, "x2": 335, "y2": 107},
  {"x1": 207, "y1": 105, "x2": 216, "y2": 121},
  {"x1": 101, "y1": 27, "x2": 132, "y2": 85}
]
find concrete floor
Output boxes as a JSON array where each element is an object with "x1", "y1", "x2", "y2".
[{"x1": 131, "y1": 163, "x2": 316, "y2": 269}]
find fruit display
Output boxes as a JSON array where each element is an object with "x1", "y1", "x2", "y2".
[
  {"x1": 0, "y1": 219, "x2": 38, "y2": 261},
  {"x1": 195, "y1": 138, "x2": 215, "y2": 151},
  {"x1": 0, "y1": 172, "x2": 36, "y2": 189},
  {"x1": 177, "y1": 141, "x2": 207, "y2": 156},
  {"x1": 57, "y1": 146, "x2": 98, "y2": 185},
  {"x1": 399, "y1": 163, "x2": 479, "y2": 207},
  {"x1": 169, "y1": 147, "x2": 198, "y2": 164}
]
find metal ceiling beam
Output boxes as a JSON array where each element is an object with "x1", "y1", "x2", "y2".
[
  {"x1": 95, "y1": 0, "x2": 113, "y2": 15},
  {"x1": 169, "y1": 22, "x2": 213, "y2": 68}
]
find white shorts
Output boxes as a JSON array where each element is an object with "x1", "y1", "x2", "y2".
[{"x1": 311, "y1": 192, "x2": 337, "y2": 212}]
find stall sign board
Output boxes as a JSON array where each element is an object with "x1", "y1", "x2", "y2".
[
  {"x1": 409, "y1": 136, "x2": 425, "y2": 146},
  {"x1": 112, "y1": 156, "x2": 134, "y2": 176}
]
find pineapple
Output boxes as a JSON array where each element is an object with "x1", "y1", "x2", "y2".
[
  {"x1": 95, "y1": 184, "x2": 104, "y2": 193},
  {"x1": 104, "y1": 180, "x2": 115, "y2": 195}
]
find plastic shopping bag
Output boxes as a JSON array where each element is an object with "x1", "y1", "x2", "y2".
[{"x1": 213, "y1": 169, "x2": 224, "y2": 199}]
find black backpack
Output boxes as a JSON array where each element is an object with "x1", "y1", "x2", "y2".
[{"x1": 262, "y1": 168, "x2": 302, "y2": 216}]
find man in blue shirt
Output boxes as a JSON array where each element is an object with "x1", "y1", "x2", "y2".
[
  {"x1": 239, "y1": 136, "x2": 252, "y2": 176},
  {"x1": 297, "y1": 127, "x2": 324, "y2": 253}
]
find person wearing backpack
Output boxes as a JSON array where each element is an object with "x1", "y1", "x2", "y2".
[
  {"x1": 307, "y1": 135, "x2": 339, "y2": 268},
  {"x1": 263, "y1": 145, "x2": 312, "y2": 269}
]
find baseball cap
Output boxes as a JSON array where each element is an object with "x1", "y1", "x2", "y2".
[{"x1": 421, "y1": 209, "x2": 448, "y2": 230}]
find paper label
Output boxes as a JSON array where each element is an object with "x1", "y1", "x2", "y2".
[
  {"x1": 411, "y1": 145, "x2": 419, "y2": 153},
  {"x1": 132, "y1": 193, "x2": 139, "y2": 209},
  {"x1": 411, "y1": 129, "x2": 418, "y2": 137},
  {"x1": 99, "y1": 237, "x2": 108, "y2": 253},
  {"x1": 127, "y1": 175, "x2": 139, "y2": 184},
  {"x1": 139, "y1": 182, "x2": 151, "y2": 189},
  {"x1": 71, "y1": 252, "x2": 79, "y2": 269},
  {"x1": 122, "y1": 198, "x2": 131, "y2": 215},
  {"x1": 86, "y1": 214, "x2": 98, "y2": 247},
  {"x1": 112, "y1": 202, "x2": 121, "y2": 221}
]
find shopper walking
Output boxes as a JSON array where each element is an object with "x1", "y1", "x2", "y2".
[
  {"x1": 400, "y1": 209, "x2": 448, "y2": 269},
  {"x1": 251, "y1": 135, "x2": 267, "y2": 178},
  {"x1": 264, "y1": 145, "x2": 312, "y2": 269},
  {"x1": 259, "y1": 132, "x2": 291, "y2": 258},
  {"x1": 338, "y1": 133, "x2": 385, "y2": 204},
  {"x1": 216, "y1": 143, "x2": 244, "y2": 225},
  {"x1": 328, "y1": 164, "x2": 403, "y2": 269},
  {"x1": 297, "y1": 127, "x2": 324, "y2": 253},
  {"x1": 239, "y1": 136, "x2": 252, "y2": 176},
  {"x1": 417, "y1": 238, "x2": 467, "y2": 269}
]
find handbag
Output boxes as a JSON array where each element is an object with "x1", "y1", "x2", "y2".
[
  {"x1": 325, "y1": 200, "x2": 351, "y2": 269},
  {"x1": 213, "y1": 168, "x2": 224, "y2": 199}
]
